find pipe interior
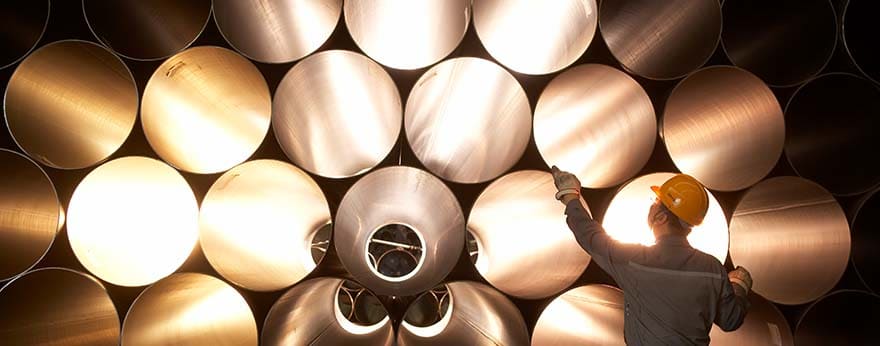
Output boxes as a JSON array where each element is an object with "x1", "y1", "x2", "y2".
[
  {"x1": 531, "y1": 284, "x2": 626, "y2": 345},
  {"x1": 709, "y1": 294, "x2": 793, "y2": 346},
  {"x1": 843, "y1": 0, "x2": 880, "y2": 83},
  {"x1": 794, "y1": 290, "x2": 880, "y2": 346},
  {"x1": 0, "y1": 1, "x2": 48, "y2": 69},
  {"x1": 851, "y1": 189, "x2": 880, "y2": 293}
]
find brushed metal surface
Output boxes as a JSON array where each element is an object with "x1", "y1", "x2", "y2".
[
  {"x1": 709, "y1": 294, "x2": 793, "y2": 346},
  {"x1": 82, "y1": 0, "x2": 211, "y2": 60},
  {"x1": 602, "y1": 172, "x2": 729, "y2": 263},
  {"x1": 200, "y1": 160, "x2": 331, "y2": 292},
  {"x1": 142, "y1": 46, "x2": 271, "y2": 174},
  {"x1": 663, "y1": 66, "x2": 784, "y2": 191},
  {"x1": 531, "y1": 284, "x2": 625, "y2": 346},
  {"x1": 213, "y1": 0, "x2": 341, "y2": 63},
  {"x1": 4, "y1": 40, "x2": 138, "y2": 169},
  {"x1": 0, "y1": 1, "x2": 49, "y2": 69},
  {"x1": 398, "y1": 281, "x2": 529, "y2": 346},
  {"x1": 472, "y1": 0, "x2": 597, "y2": 75},
  {"x1": 599, "y1": 0, "x2": 721, "y2": 80},
  {"x1": 468, "y1": 170, "x2": 591, "y2": 299},
  {"x1": 795, "y1": 290, "x2": 880, "y2": 346},
  {"x1": 729, "y1": 176, "x2": 850, "y2": 305},
  {"x1": 534, "y1": 64, "x2": 655, "y2": 188},
  {"x1": 67, "y1": 157, "x2": 199, "y2": 287},
  {"x1": 334, "y1": 166, "x2": 464, "y2": 296},
  {"x1": 262, "y1": 278, "x2": 394, "y2": 346},
  {"x1": 843, "y1": 0, "x2": 880, "y2": 84},
  {"x1": 121, "y1": 273, "x2": 257, "y2": 346},
  {"x1": 0, "y1": 268, "x2": 119, "y2": 345},
  {"x1": 273, "y1": 50, "x2": 401, "y2": 178},
  {"x1": 345, "y1": 0, "x2": 470, "y2": 70},
  {"x1": 405, "y1": 57, "x2": 531, "y2": 184},
  {"x1": 852, "y1": 188, "x2": 880, "y2": 293}
]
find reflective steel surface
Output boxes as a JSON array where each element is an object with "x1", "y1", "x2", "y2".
[
  {"x1": 345, "y1": 0, "x2": 470, "y2": 70},
  {"x1": 852, "y1": 189, "x2": 880, "y2": 292},
  {"x1": 200, "y1": 160, "x2": 331, "y2": 292},
  {"x1": 532, "y1": 284, "x2": 625, "y2": 346},
  {"x1": 405, "y1": 57, "x2": 531, "y2": 184},
  {"x1": 534, "y1": 64, "x2": 655, "y2": 188},
  {"x1": 82, "y1": 0, "x2": 211, "y2": 60},
  {"x1": 844, "y1": 0, "x2": 880, "y2": 84},
  {"x1": 602, "y1": 173, "x2": 729, "y2": 263},
  {"x1": 273, "y1": 50, "x2": 401, "y2": 178},
  {"x1": 142, "y1": 46, "x2": 271, "y2": 174},
  {"x1": 4, "y1": 40, "x2": 138, "y2": 169},
  {"x1": 67, "y1": 157, "x2": 199, "y2": 287},
  {"x1": 472, "y1": 0, "x2": 597, "y2": 75},
  {"x1": 0, "y1": 268, "x2": 119, "y2": 345},
  {"x1": 795, "y1": 290, "x2": 880, "y2": 346},
  {"x1": 599, "y1": 0, "x2": 721, "y2": 80},
  {"x1": 0, "y1": 149, "x2": 59, "y2": 281},
  {"x1": 468, "y1": 170, "x2": 591, "y2": 299},
  {"x1": 0, "y1": 1, "x2": 48, "y2": 69},
  {"x1": 709, "y1": 294, "x2": 793, "y2": 346},
  {"x1": 729, "y1": 177, "x2": 850, "y2": 305},
  {"x1": 121, "y1": 273, "x2": 257, "y2": 346},
  {"x1": 398, "y1": 281, "x2": 529, "y2": 346},
  {"x1": 334, "y1": 166, "x2": 464, "y2": 296},
  {"x1": 663, "y1": 66, "x2": 784, "y2": 191}
]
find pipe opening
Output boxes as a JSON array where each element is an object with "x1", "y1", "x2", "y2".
[
  {"x1": 843, "y1": 0, "x2": 880, "y2": 84},
  {"x1": 367, "y1": 223, "x2": 425, "y2": 281},
  {"x1": 794, "y1": 290, "x2": 880, "y2": 346},
  {"x1": 0, "y1": 1, "x2": 49, "y2": 69},
  {"x1": 466, "y1": 230, "x2": 480, "y2": 264},
  {"x1": 852, "y1": 189, "x2": 880, "y2": 293},
  {"x1": 311, "y1": 223, "x2": 334, "y2": 265},
  {"x1": 709, "y1": 294, "x2": 793, "y2": 346},
  {"x1": 532, "y1": 284, "x2": 625, "y2": 345},
  {"x1": 337, "y1": 280, "x2": 389, "y2": 327},
  {"x1": 402, "y1": 285, "x2": 452, "y2": 330}
]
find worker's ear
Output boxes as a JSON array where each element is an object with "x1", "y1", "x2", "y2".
[{"x1": 653, "y1": 210, "x2": 668, "y2": 225}]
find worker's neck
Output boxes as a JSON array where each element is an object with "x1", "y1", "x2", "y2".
[{"x1": 653, "y1": 226, "x2": 689, "y2": 244}]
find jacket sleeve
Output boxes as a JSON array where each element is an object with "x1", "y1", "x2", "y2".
[
  {"x1": 714, "y1": 276, "x2": 750, "y2": 331},
  {"x1": 564, "y1": 198, "x2": 637, "y2": 277}
]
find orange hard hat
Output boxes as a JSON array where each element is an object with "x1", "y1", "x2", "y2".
[{"x1": 651, "y1": 174, "x2": 709, "y2": 226}]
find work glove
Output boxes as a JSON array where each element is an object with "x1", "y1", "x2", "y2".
[
  {"x1": 551, "y1": 166, "x2": 581, "y2": 201},
  {"x1": 728, "y1": 266, "x2": 752, "y2": 295}
]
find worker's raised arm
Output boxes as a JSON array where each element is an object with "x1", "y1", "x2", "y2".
[{"x1": 715, "y1": 266, "x2": 752, "y2": 331}]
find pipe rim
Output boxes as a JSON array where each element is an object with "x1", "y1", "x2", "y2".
[{"x1": 0, "y1": 0, "x2": 50, "y2": 70}]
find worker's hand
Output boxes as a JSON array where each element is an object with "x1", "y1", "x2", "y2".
[
  {"x1": 551, "y1": 165, "x2": 581, "y2": 202},
  {"x1": 728, "y1": 266, "x2": 752, "y2": 295}
]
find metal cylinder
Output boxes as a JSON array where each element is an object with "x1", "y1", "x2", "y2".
[
  {"x1": 531, "y1": 284, "x2": 625, "y2": 345},
  {"x1": 729, "y1": 176, "x2": 850, "y2": 305},
  {"x1": 472, "y1": 0, "x2": 597, "y2": 75},
  {"x1": 82, "y1": 0, "x2": 211, "y2": 60},
  {"x1": 262, "y1": 277, "x2": 394, "y2": 345},
  {"x1": 0, "y1": 1, "x2": 48, "y2": 69},
  {"x1": 4, "y1": 39, "x2": 138, "y2": 169},
  {"x1": 335, "y1": 166, "x2": 464, "y2": 296},
  {"x1": 721, "y1": 0, "x2": 837, "y2": 87},
  {"x1": 602, "y1": 172, "x2": 729, "y2": 263},
  {"x1": 0, "y1": 268, "x2": 119, "y2": 345},
  {"x1": 533, "y1": 64, "x2": 655, "y2": 188},
  {"x1": 141, "y1": 46, "x2": 271, "y2": 174},
  {"x1": 213, "y1": 0, "x2": 341, "y2": 64},
  {"x1": 784, "y1": 73, "x2": 880, "y2": 196},
  {"x1": 663, "y1": 66, "x2": 784, "y2": 191},
  {"x1": 121, "y1": 273, "x2": 257, "y2": 346},
  {"x1": 599, "y1": 0, "x2": 721, "y2": 80},
  {"x1": 398, "y1": 281, "x2": 529, "y2": 346},
  {"x1": 467, "y1": 170, "x2": 590, "y2": 299},
  {"x1": 273, "y1": 50, "x2": 401, "y2": 179},
  {"x1": 843, "y1": 0, "x2": 880, "y2": 84},
  {"x1": 199, "y1": 160, "x2": 331, "y2": 292},
  {"x1": 850, "y1": 188, "x2": 880, "y2": 293},
  {"x1": 345, "y1": 0, "x2": 470, "y2": 70},
  {"x1": 67, "y1": 156, "x2": 199, "y2": 287},
  {"x1": 405, "y1": 57, "x2": 531, "y2": 184},
  {"x1": 708, "y1": 294, "x2": 793, "y2": 346},
  {"x1": 794, "y1": 290, "x2": 880, "y2": 346},
  {"x1": 0, "y1": 149, "x2": 59, "y2": 281}
]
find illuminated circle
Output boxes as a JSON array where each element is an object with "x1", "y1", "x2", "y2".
[
  {"x1": 365, "y1": 223, "x2": 426, "y2": 282},
  {"x1": 0, "y1": 1, "x2": 49, "y2": 69},
  {"x1": 67, "y1": 157, "x2": 199, "y2": 287},
  {"x1": 473, "y1": 0, "x2": 597, "y2": 75},
  {"x1": 142, "y1": 46, "x2": 271, "y2": 174},
  {"x1": 532, "y1": 285, "x2": 625, "y2": 345},
  {"x1": 602, "y1": 172, "x2": 729, "y2": 263}
]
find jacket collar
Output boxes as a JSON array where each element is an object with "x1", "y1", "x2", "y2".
[{"x1": 656, "y1": 234, "x2": 692, "y2": 247}]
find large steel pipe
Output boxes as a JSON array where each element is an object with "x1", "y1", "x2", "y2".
[
  {"x1": 851, "y1": 188, "x2": 880, "y2": 293},
  {"x1": 599, "y1": 0, "x2": 721, "y2": 80},
  {"x1": 531, "y1": 284, "x2": 625, "y2": 345},
  {"x1": 142, "y1": 46, "x2": 271, "y2": 174},
  {"x1": 534, "y1": 64, "x2": 655, "y2": 188},
  {"x1": 213, "y1": 0, "x2": 341, "y2": 64},
  {"x1": 398, "y1": 281, "x2": 529, "y2": 345},
  {"x1": 843, "y1": 0, "x2": 880, "y2": 84},
  {"x1": 345, "y1": 0, "x2": 470, "y2": 70},
  {"x1": 0, "y1": 149, "x2": 59, "y2": 281},
  {"x1": 663, "y1": 66, "x2": 784, "y2": 191},
  {"x1": 729, "y1": 176, "x2": 850, "y2": 305},
  {"x1": 0, "y1": 1, "x2": 48, "y2": 69},
  {"x1": 602, "y1": 173, "x2": 729, "y2": 263},
  {"x1": 273, "y1": 50, "x2": 401, "y2": 179},
  {"x1": 200, "y1": 160, "x2": 331, "y2": 292},
  {"x1": 4, "y1": 40, "x2": 138, "y2": 169},
  {"x1": 794, "y1": 290, "x2": 880, "y2": 345},
  {"x1": 467, "y1": 170, "x2": 591, "y2": 299},
  {"x1": 405, "y1": 57, "x2": 531, "y2": 184},
  {"x1": 121, "y1": 273, "x2": 257, "y2": 346},
  {"x1": 709, "y1": 294, "x2": 793, "y2": 346},
  {"x1": 82, "y1": 0, "x2": 211, "y2": 60},
  {"x1": 67, "y1": 157, "x2": 199, "y2": 287},
  {"x1": 262, "y1": 278, "x2": 393, "y2": 345},
  {"x1": 0, "y1": 268, "x2": 119, "y2": 345},
  {"x1": 472, "y1": 0, "x2": 597, "y2": 75},
  {"x1": 784, "y1": 73, "x2": 880, "y2": 196},
  {"x1": 721, "y1": 0, "x2": 837, "y2": 87}
]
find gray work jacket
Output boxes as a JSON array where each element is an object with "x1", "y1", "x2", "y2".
[{"x1": 565, "y1": 199, "x2": 749, "y2": 345}]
